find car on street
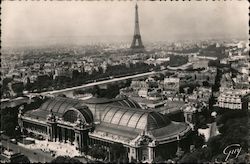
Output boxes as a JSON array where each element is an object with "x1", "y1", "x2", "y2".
[{"x1": 10, "y1": 139, "x2": 17, "y2": 144}]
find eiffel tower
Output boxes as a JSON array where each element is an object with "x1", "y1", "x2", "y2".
[{"x1": 130, "y1": 3, "x2": 145, "y2": 53}]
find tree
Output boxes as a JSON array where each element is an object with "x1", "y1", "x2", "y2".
[
  {"x1": 11, "y1": 154, "x2": 30, "y2": 163},
  {"x1": 25, "y1": 77, "x2": 32, "y2": 91},
  {"x1": 72, "y1": 70, "x2": 80, "y2": 80},
  {"x1": 179, "y1": 152, "x2": 200, "y2": 163},
  {"x1": 92, "y1": 86, "x2": 100, "y2": 97},
  {"x1": 58, "y1": 94, "x2": 67, "y2": 97},
  {"x1": 154, "y1": 65, "x2": 161, "y2": 71},
  {"x1": 1, "y1": 105, "x2": 20, "y2": 137},
  {"x1": 110, "y1": 143, "x2": 127, "y2": 163},
  {"x1": 216, "y1": 110, "x2": 247, "y2": 126},
  {"x1": 181, "y1": 111, "x2": 249, "y2": 163},
  {"x1": 51, "y1": 156, "x2": 82, "y2": 163},
  {"x1": 212, "y1": 68, "x2": 222, "y2": 92},
  {"x1": 88, "y1": 144, "x2": 107, "y2": 160},
  {"x1": 228, "y1": 153, "x2": 250, "y2": 164},
  {"x1": 208, "y1": 60, "x2": 220, "y2": 67},
  {"x1": 193, "y1": 134, "x2": 205, "y2": 149},
  {"x1": 11, "y1": 82, "x2": 25, "y2": 96},
  {"x1": 1, "y1": 96, "x2": 47, "y2": 137},
  {"x1": 217, "y1": 117, "x2": 248, "y2": 152},
  {"x1": 153, "y1": 155, "x2": 165, "y2": 163},
  {"x1": 169, "y1": 55, "x2": 188, "y2": 67},
  {"x1": 105, "y1": 84, "x2": 120, "y2": 98},
  {"x1": 195, "y1": 114, "x2": 208, "y2": 129},
  {"x1": 98, "y1": 67, "x2": 104, "y2": 74},
  {"x1": 72, "y1": 70, "x2": 81, "y2": 86},
  {"x1": 202, "y1": 81, "x2": 210, "y2": 87},
  {"x1": 179, "y1": 147, "x2": 212, "y2": 163},
  {"x1": 130, "y1": 157, "x2": 137, "y2": 164},
  {"x1": 2, "y1": 78, "x2": 12, "y2": 95},
  {"x1": 23, "y1": 97, "x2": 48, "y2": 113},
  {"x1": 124, "y1": 79, "x2": 132, "y2": 88},
  {"x1": 34, "y1": 75, "x2": 53, "y2": 91}
]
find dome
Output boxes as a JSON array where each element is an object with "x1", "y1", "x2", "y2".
[
  {"x1": 110, "y1": 97, "x2": 141, "y2": 108},
  {"x1": 63, "y1": 106, "x2": 93, "y2": 124},
  {"x1": 24, "y1": 97, "x2": 94, "y2": 124},
  {"x1": 83, "y1": 97, "x2": 141, "y2": 109},
  {"x1": 101, "y1": 106, "x2": 171, "y2": 131},
  {"x1": 146, "y1": 111, "x2": 171, "y2": 130},
  {"x1": 40, "y1": 97, "x2": 83, "y2": 116}
]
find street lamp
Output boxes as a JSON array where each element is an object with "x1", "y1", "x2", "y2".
[
  {"x1": 108, "y1": 148, "x2": 111, "y2": 162},
  {"x1": 0, "y1": 131, "x2": 8, "y2": 150},
  {"x1": 34, "y1": 152, "x2": 40, "y2": 162},
  {"x1": 15, "y1": 125, "x2": 26, "y2": 144},
  {"x1": 0, "y1": 130, "x2": 4, "y2": 141}
]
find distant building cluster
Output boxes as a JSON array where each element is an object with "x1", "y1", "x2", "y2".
[
  {"x1": 1, "y1": 39, "x2": 249, "y2": 99},
  {"x1": 217, "y1": 88, "x2": 249, "y2": 110}
]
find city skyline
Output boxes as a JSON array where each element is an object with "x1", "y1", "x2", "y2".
[{"x1": 1, "y1": 1, "x2": 249, "y2": 47}]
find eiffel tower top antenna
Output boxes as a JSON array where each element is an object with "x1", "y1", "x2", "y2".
[
  {"x1": 130, "y1": 2, "x2": 145, "y2": 52},
  {"x1": 134, "y1": 3, "x2": 140, "y2": 36}
]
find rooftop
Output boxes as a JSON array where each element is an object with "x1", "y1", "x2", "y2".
[
  {"x1": 22, "y1": 96, "x2": 191, "y2": 144},
  {"x1": 95, "y1": 104, "x2": 190, "y2": 142},
  {"x1": 82, "y1": 96, "x2": 141, "y2": 109},
  {"x1": 101, "y1": 105, "x2": 171, "y2": 130},
  {"x1": 24, "y1": 97, "x2": 93, "y2": 124}
]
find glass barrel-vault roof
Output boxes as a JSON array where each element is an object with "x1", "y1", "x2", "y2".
[
  {"x1": 101, "y1": 105, "x2": 171, "y2": 131},
  {"x1": 25, "y1": 97, "x2": 94, "y2": 124},
  {"x1": 83, "y1": 97, "x2": 141, "y2": 109}
]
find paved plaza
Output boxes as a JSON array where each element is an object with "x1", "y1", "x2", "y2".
[
  {"x1": 19, "y1": 139, "x2": 81, "y2": 157},
  {"x1": 2, "y1": 139, "x2": 88, "y2": 163}
]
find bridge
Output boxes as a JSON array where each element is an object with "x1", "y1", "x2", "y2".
[{"x1": 28, "y1": 71, "x2": 157, "y2": 98}]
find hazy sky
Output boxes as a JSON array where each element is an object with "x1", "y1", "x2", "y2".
[{"x1": 1, "y1": 0, "x2": 249, "y2": 47}]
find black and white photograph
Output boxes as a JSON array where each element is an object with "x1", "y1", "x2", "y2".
[{"x1": 1, "y1": 0, "x2": 249, "y2": 163}]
